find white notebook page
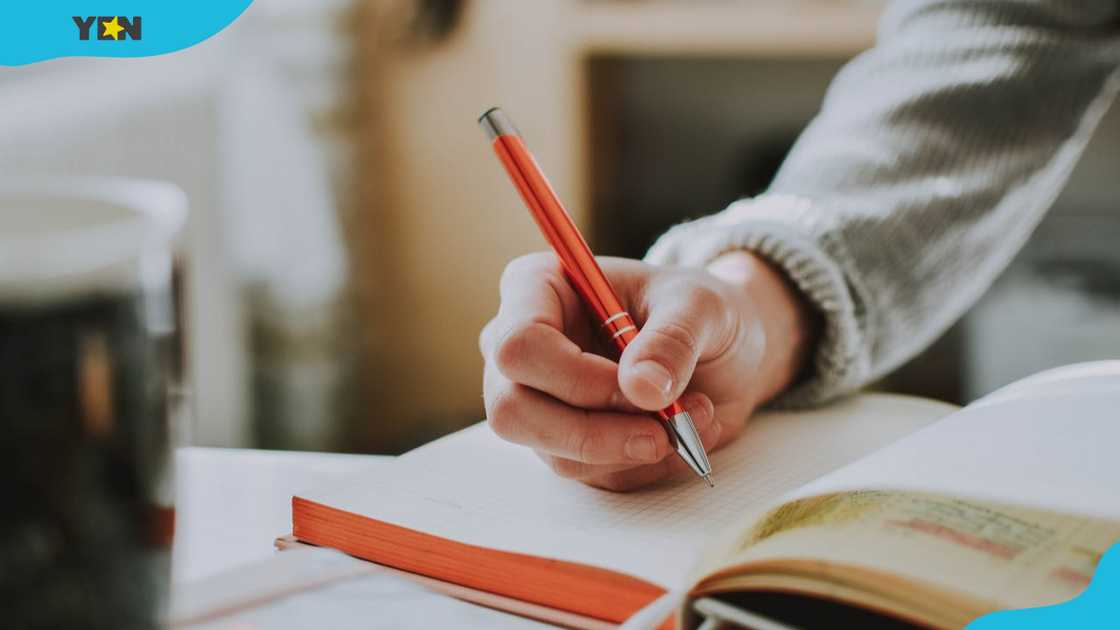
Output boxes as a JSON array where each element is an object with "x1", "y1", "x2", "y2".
[
  {"x1": 789, "y1": 386, "x2": 1120, "y2": 521},
  {"x1": 300, "y1": 394, "x2": 954, "y2": 587}
]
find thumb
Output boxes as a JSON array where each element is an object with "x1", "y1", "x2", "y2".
[{"x1": 617, "y1": 285, "x2": 729, "y2": 410}]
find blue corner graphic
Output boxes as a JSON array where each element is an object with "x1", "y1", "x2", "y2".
[
  {"x1": 1, "y1": 2, "x2": 253, "y2": 66},
  {"x1": 968, "y1": 542, "x2": 1120, "y2": 629}
]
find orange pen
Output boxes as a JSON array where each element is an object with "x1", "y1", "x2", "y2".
[{"x1": 479, "y1": 107, "x2": 713, "y2": 486}]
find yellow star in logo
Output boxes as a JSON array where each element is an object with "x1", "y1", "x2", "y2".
[{"x1": 101, "y1": 16, "x2": 125, "y2": 40}]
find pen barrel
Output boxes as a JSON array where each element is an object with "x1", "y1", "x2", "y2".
[
  {"x1": 602, "y1": 311, "x2": 638, "y2": 353},
  {"x1": 483, "y1": 110, "x2": 687, "y2": 425},
  {"x1": 489, "y1": 133, "x2": 627, "y2": 326}
]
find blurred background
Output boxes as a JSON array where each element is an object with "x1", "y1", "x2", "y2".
[{"x1": 3, "y1": 0, "x2": 1117, "y2": 455}]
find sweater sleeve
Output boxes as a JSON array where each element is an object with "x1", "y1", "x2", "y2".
[{"x1": 645, "y1": 0, "x2": 1120, "y2": 405}]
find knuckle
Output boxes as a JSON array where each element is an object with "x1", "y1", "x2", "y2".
[
  {"x1": 545, "y1": 456, "x2": 584, "y2": 480},
  {"x1": 685, "y1": 284, "x2": 724, "y2": 314},
  {"x1": 478, "y1": 317, "x2": 500, "y2": 356},
  {"x1": 589, "y1": 472, "x2": 636, "y2": 493},
  {"x1": 562, "y1": 365, "x2": 596, "y2": 406},
  {"x1": 646, "y1": 321, "x2": 700, "y2": 365},
  {"x1": 501, "y1": 253, "x2": 554, "y2": 286},
  {"x1": 486, "y1": 387, "x2": 523, "y2": 439},
  {"x1": 493, "y1": 323, "x2": 534, "y2": 374},
  {"x1": 569, "y1": 421, "x2": 600, "y2": 463}
]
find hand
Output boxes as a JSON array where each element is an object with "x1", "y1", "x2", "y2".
[{"x1": 479, "y1": 250, "x2": 818, "y2": 491}]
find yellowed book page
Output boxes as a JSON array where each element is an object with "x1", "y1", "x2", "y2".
[
  {"x1": 697, "y1": 491, "x2": 1120, "y2": 615},
  {"x1": 299, "y1": 394, "x2": 954, "y2": 587}
]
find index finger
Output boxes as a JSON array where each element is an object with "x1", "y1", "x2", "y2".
[
  {"x1": 498, "y1": 253, "x2": 584, "y2": 328},
  {"x1": 480, "y1": 254, "x2": 576, "y2": 356}
]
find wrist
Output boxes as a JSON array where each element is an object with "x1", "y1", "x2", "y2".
[{"x1": 706, "y1": 250, "x2": 820, "y2": 403}]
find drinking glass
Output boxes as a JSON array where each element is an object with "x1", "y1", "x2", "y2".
[{"x1": 0, "y1": 176, "x2": 187, "y2": 629}]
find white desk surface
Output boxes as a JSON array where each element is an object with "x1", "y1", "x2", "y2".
[
  {"x1": 169, "y1": 365, "x2": 1120, "y2": 627},
  {"x1": 171, "y1": 447, "x2": 544, "y2": 629},
  {"x1": 172, "y1": 446, "x2": 381, "y2": 584}
]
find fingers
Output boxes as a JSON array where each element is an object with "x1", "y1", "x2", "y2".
[
  {"x1": 481, "y1": 253, "x2": 638, "y2": 412},
  {"x1": 619, "y1": 283, "x2": 735, "y2": 410},
  {"x1": 487, "y1": 320, "x2": 637, "y2": 411},
  {"x1": 495, "y1": 252, "x2": 582, "y2": 331},
  {"x1": 480, "y1": 253, "x2": 748, "y2": 491},
  {"x1": 479, "y1": 253, "x2": 578, "y2": 362},
  {"x1": 484, "y1": 368, "x2": 674, "y2": 465},
  {"x1": 535, "y1": 393, "x2": 723, "y2": 491}
]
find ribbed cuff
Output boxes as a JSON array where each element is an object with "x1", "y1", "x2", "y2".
[{"x1": 644, "y1": 194, "x2": 869, "y2": 406}]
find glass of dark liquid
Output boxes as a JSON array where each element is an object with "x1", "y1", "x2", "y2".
[{"x1": 0, "y1": 177, "x2": 186, "y2": 630}]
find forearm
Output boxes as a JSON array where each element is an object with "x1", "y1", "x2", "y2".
[{"x1": 648, "y1": 0, "x2": 1120, "y2": 404}]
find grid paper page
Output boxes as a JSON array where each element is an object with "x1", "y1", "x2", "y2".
[{"x1": 303, "y1": 394, "x2": 954, "y2": 587}]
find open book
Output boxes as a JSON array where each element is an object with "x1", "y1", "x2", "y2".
[{"x1": 291, "y1": 363, "x2": 1120, "y2": 629}]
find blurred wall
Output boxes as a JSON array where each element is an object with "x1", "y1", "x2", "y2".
[
  {"x1": 0, "y1": 0, "x2": 357, "y2": 449},
  {"x1": 351, "y1": 0, "x2": 587, "y2": 451},
  {"x1": 962, "y1": 102, "x2": 1120, "y2": 398},
  {"x1": 352, "y1": 0, "x2": 1118, "y2": 446},
  {"x1": 10, "y1": 0, "x2": 1107, "y2": 454},
  {"x1": 349, "y1": 0, "x2": 881, "y2": 451},
  {"x1": 0, "y1": 46, "x2": 248, "y2": 446}
]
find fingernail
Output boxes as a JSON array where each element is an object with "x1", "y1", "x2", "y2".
[
  {"x1": 633, "y1": 361, "x2": 673, "y2": 397},
  {"x1": 625, "y1": 434, "x2": 659, "y2": 462}
]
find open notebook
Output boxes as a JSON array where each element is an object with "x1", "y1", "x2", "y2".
[{"x1": 291, "y1": 363, "x2": 1120, "y2": 628}]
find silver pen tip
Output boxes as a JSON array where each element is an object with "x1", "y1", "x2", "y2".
[
  {"x1": 703, "y1": 474, "x2": 714, "y2": 488},
  {"x1": 666, "y1": 410, "x2": 714, "y2": 480}
]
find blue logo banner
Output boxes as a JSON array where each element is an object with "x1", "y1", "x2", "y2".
[
  {"x1": 969, "y1": 541, "x2": 1120, "y2": 629},
  {"x1": 1, "y1": 2, "x2": 253, "y2": 66}
]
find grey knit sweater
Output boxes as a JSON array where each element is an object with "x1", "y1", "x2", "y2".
[{"x1": 645, "y1": 0, "x2": 1120, "y2": 405}]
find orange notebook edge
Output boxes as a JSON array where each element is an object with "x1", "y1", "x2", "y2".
[
  {"x1": 274, "y1": 536, "x2": 617, "y2": 630},
  {"x1": 290, "y1": 495, "x2": 672, "y2": 626}
]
